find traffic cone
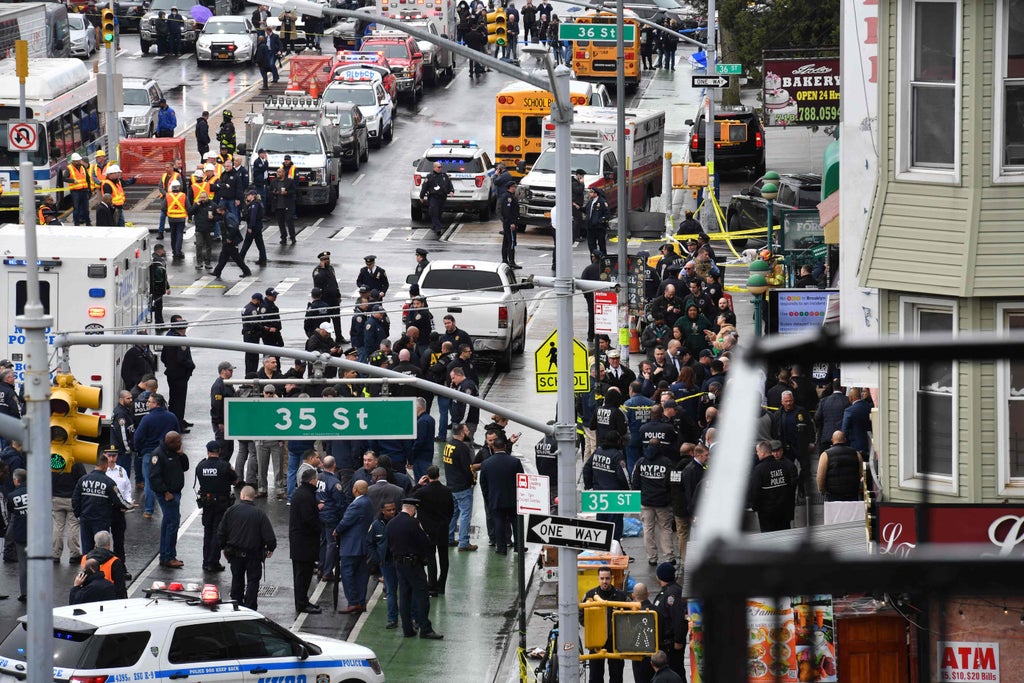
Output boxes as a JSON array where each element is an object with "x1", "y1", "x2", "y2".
[
  {"x1": 628, "y1": 317, "x2": 641, "y2": 353},
  {"x1": 309, "y1": 79, "x2": 320, "y2": 99}
]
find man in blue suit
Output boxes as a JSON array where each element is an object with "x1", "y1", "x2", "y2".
[
  {"x1": 479, "y1": 434, "x2": 524, "y2": 555},
  {"x1": 334, "y1": 479, "x2": 374, "y2": 613},
  {"x1": 841, "y1": 388, "x2": 873, "y2": 456}
]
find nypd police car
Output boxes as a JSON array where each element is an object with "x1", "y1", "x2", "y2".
[
  {"x1": 410, "y1": 139, "x2": 495, "y2": 222},
  {"x1": 0, "y1": 588, "x2": 385, "y2": 682},
  {"x1": 321, "y1": 69, "x2": 394, "y2": 149}
]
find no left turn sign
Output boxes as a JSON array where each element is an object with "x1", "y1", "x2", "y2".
[{"x1": 8, "y1": 123, "x2": 38, "y2": 152}]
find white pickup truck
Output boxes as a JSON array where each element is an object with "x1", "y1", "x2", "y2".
[{"x1": 407, "y1": 260, "x2": 530, "y2": 372}]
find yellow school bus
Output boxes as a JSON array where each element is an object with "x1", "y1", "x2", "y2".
[
  {"x1": 568, "y1": 11, "x2": 642, "y2": 90},
  {"x1": 494, "y1": 80, "x2": 610, "y2": 176}
]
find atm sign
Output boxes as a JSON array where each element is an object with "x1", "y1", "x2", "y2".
[{"x1": 938, "y1": 642, "x2": 999, "y2": 682}]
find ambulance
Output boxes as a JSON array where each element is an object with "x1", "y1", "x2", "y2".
[{"x1": 0, "y1": 225, "x2": 151, "y2": 421}]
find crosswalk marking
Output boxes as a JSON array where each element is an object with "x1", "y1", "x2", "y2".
[
  {"x1": 273, "y1": 276, "x2": 300, "y2": 294},
  {"x1": 178, "y1": 54, "x2": 190, "y2": 60},
  {"x1": 296, "y1": 219, "x2": 322, "y2": 242},
  {"x1": 180, "y1": 274, "x2": 215, "y2": 297},
  {"x1": 225, "y1": 277, "x2": 258, "y2": 297},
  {"x1": 369, "y1": 228, "x2": 391, "y2": 242},
  {"x1": 331, "y1": 226, "x2": 357, "y2": 241}
]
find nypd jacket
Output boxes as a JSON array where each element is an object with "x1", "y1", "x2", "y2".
[
  {"x1": 72, "y1": 469, "x2": 124, "y2": 525},
  {"x1": 630, "y1": 453, "x2": 673, "y2": 508},
  {"x1": 582, "y1": 446, "x2": 629, "y2": 491}
]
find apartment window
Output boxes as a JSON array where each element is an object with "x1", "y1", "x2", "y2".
[
  {"x1": 899, "y1": 0, "x2": 959, "y2": 173},
  {"x1": 999, "y1": 0, "x2": 1024, "y2": 170},
  {"x1": 900, "y1": 298, "x2": 957, "y2": 490},
  {"x1": 996, "y1": 305, "x2": 1024, "y2": 492}
]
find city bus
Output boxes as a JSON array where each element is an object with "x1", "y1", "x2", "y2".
[
  {"x1": 568, "y1": 10, "x2": 642, "y2": 90},
  {"x1": 494, "y1": 80, "x2": 610, "y2": 176},
  {"x1": 0, "y1": 58, "x2": 106, "y2": 211}
]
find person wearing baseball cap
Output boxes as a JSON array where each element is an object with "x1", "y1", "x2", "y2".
[
  {"x1": 241, "y1": 292, "x2": 264, "y2": 375},
  {"x1": 358, "y1": 255, "x2": 390, "y2": 296},
  {"x1": 304, "y1": 286, "x2": 331, "y2": 338},
  {"x1": 260, "y1": 288, "x2": 284, "y2": 356},
  {"x1": 194, "y1": 436, "x2": 239, "y2": 573},
  {"x1": 306, "y1": 321, "x2": 341, "y2": 379},
  {"x1": 240, "y1": 185, "x2": 268, "y2": 266},
  {"x1": 499, "y1": 178, "x2": 522, "y2": 269},
  {"x1": 211, "y1": 362, "x2": 237, "y2": 462}
]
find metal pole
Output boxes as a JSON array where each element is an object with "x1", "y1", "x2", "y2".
[
  {"x1": 700, "y1": 0, "x2": 716, "y2": 234},
  {"x1": 615, "y1": 0, "x2": 628, "y2": 361},
  {"x1": 15, "y1": 40, "x2": 56, "y2": 683},
  {"x1": 766, "y1": 197, "x2": 774, "y2": 251},
  {"x1": 753, "y1": 293, "x2": 762, "y2": 338},
  {"x1": 517, "y1": 514, "x2": 526, "y2": 651},
  {"x1": 106, "y1": 0, "x2": 119, "y2": 156},
  {"x1": 551, "y1": 64, "x2": 580, "y2": 683},
  {"x1": 662, "y1": 151, "x2": 673, "y2": 235}
]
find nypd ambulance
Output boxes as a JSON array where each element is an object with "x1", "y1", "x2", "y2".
[
  {"x1": 321, "y1": 68, "x2": 395, "y2": 149},
  {"x1": 0, "y1": 225, "x2": 151, "y2": 421}
]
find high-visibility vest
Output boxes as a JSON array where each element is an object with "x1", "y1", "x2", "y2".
[
  {"x1": 37, "y1": 205, "x2": 47, "y2": 224},
  {"x1": 165, "y1": 191, "x2": 188, "y2": 219},
  {"x1": 67, "y1": 164, "x2": 89, "y2": 191},
  {"x1": 91, "y1": 160, "x2": 110, "y2": 186},
  {"x1": 192, "y1": 178, "x2": 211, "y2": 201},
  {"x1": 103, "y1": 179, "x2": 126, "y2": 207},
  {"x1": 280, "y1": 164, "x2": 296, "y2": 179},
  {"x1": 211, "y1": 163, "x2": 224, "y2": 181},
  {"x1": 161, "y1": 171, "x2": 180, "y2": 191},
  {"x1": 79, "y1": 554, "x2": 118, "y2": 584}
]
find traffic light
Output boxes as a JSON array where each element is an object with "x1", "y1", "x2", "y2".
[
  {"x1": 486, "y1": 9, "x2": 507, "y2": 46},
  {"x1": 50, "y1": 373, "x2": 102, "y2": 473},
  {"x1": 100, "y1": 8, "x2": 115, "y2": 47}
]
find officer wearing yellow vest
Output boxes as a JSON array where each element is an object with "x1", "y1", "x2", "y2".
[
  {"x1": 157, "y1": 161, "x2": 182, "y2": 241},
  {"x1": 100, "y1": 164, "x2": 137, "y2": 227},
  {"x1": 64, "y1": 152, "x2": 93, "y2": 225},
  {"x1": 37, "y1": 195, "x2": 62, "y2": 225},
  {"x1": 162, "y1": 180, "x2": 191, "y2": 261},
  {"x1": 188, "y1": 168, "x2": 207, "y2": 204},
  {"x1": 279, "y1": 155, "x2": 297, "y2": 180},
  {"x1": 90, "y1": 149, "x2": 111, "y2": 187}
]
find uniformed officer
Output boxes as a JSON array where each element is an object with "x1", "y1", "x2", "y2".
[
  {"x1": 316, "y1": 455, "x2": 347, "y2": 581},
  {"x1": 71, "y1": 453, "x2": 126, "y2": 555},
  {"x1": 218, "y1": 485, "x2": 276, "y2": 610},
  {"x1": 357, "y1": 255, "x2": 390, "y2": 296},
  {"x1": 580, "y1": 565, "x2": 628, "y2": 682},
  {"x1": 260, "y1": 287, "x2": 284, "y2": 354},
  {"x1": 651, "y1": 562, "x2": 686, "y2": 677},
  {"x1": 196, "y1": 440, "x2": 239, "y2": 572},
  {"x1": 312, "y1": 251, "x2": 344, "y2": 341},
  {"x1": 534, "y1": 424, "x2": 558, "y2": 508},
  {"x1": 419, "y1": 161, "x2": 455, "y2": 235},
  {"x1": 413, "y1": 248, "x2": 429, "y2": 280},
  {"x1": 211, "y1": 361, "x2": 236, "y2": 461},
  {"x1": 631, "y1": 444, "x2": 675, "y2": 566},
  {"x1": 582, "y1": 432, "x2": 630, "y2": 540},
  {"x1": 499, "y1": 180, "x2": 521, "y2": 268},
  {"x1": 241, "y1": 292, "x2": 264, "y2": 375},
  {"x1": 304, "y1": 287, "x2": 332, "y2": 338},
  {"x1": 590, "y1": 387, "x2": 629, "y2": 449},
  {"x1": 363, "y1": 305, "x2": 389, "y2": 364},
  {"x1": 387, "y1": 498, "x2": 444, "y2": 639}
]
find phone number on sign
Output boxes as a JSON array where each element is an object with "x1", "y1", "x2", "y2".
[
  {"x1": 771, "y1": 106, "x2": 839, "y2": 125},
  {"x1": 941, "y1": 673, "x2": 998, "y2": 681}
]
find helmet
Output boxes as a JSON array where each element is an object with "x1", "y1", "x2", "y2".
[
  {"x1": 223, "y1": 110, "x2": 233, "y2": 118},
  {"x1": 106, "y1": 164, "x2": 121, "y2": 173},
  {"x1": 70, "y1": 152, "x2": 82, "y2": 162},
  {"x1": 169, "y1": 181, "x2": 180, "y2": 189},
  {"x1": 96, "y1": 149, "x2": 106, "y2": 156},
  {"x1": 759, "y1": 249, "x2": 772, "y2": 261},
  {"x1": 204, "y1": 163, "x2": 216, "y2": 172},
  {"x1": 193, "y1": 169, "x2": 204, "y2": 178}
]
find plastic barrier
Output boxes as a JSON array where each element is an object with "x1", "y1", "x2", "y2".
[
  {"x1": 286, "y1": 55, "x2": 333, "y2": 97},
  {"x1": 119, "y1": 137, "x2": 186, "y2": 185}
]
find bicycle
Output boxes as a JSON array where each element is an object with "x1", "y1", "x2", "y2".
[{"x1": 519, "y1": 611, "x2": 586, "y2": 683}]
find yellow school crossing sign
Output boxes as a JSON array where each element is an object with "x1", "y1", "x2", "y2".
[{"x1": 534, "y1": 329, "x2": 591, "y2": 393}]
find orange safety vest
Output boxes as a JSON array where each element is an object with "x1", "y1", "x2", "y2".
[
  {"x1": 91, "y1": 161, "x2": 109, "y2": 186},
  {"x1": 280, "y1": 164, "x2": 296, "y2": 179},
  {"x1": 37, "y1": 205, "x2": 47, "y2": 224},
  {"x1": 192, "y1": 178, "x2": 211, "y2": 201},
  {"x1": 67, "y1": 164, "x2": 90, "y2": 191},
  {"x1": 211, "y1": 163, "x2": 224, "y2": 181},
  {"x1": 161, "y1": 171, "x2": 180, "y2": 191},
  {"x1": 165, "y1": 191, "x2": 188, "y2": 219},
  {"x1": 103, "y1": 178, "x2": 126, "y2": 207},
  {"x1": 79, "y1": 554, "x2": 118, "y2": 584}
]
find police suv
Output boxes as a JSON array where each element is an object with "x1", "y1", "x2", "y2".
[
  {"x1": 0, "y1": 588, "x2": 385, "y2": 683},
  {"x1": 321, "y1": 69, "x2": 395, "y2": 149},
  {"x1": 410, "y1": 139, "x2": 495, "y2": 222}
]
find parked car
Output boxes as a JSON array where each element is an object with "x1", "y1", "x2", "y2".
[
  {"x1": 68, "y1": 12, "x2": 97, "y2": 57},
  {"x1": 322, "y1": 101, "x2": 370, "y2": 171},
  {"x1": 120, "y1": 77, "x2": 165, "y2": 138},
  {"x1": 392, "y1": 10, "x2": 456, "y2": 86},
  {"x1": 686, "y1": 104, "x2": 766, "y2": 177},
  {"x1": 725, "y1": 172, "x2": 822, "y2": 249},
  {"x1": 410, "y1": 139, "x2": 495, "y2": 222},
  {"x1": 139, "y1": 0, "x2": 207, "y2": 54},
  {"x1": 360, "y1": 30, "x2": 425, "y2": 103},
  {"x1": 195, "y1": 15, "x2": 258, "y2": 65}
]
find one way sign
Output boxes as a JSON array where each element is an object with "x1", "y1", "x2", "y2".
[
  {"x1": 691, "y1": 75, "x2": 729, "y2": 89},
  {"x1": 526, "y1": 514, "x2": 615, "y2": 552}
]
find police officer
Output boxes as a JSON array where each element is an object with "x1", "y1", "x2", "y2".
[
  {"x1": 357, "y1": 255, "x2": 389, "y2": 296},
  {"x1": 312, "y1": 251, "x2": 345, "y2": 341},
  {"x1": 350, "y1": 296, "x2": 371, "y2": 362},
  {"x1": 218, "y1": 485, "x2": 276, "y2": 610},
  {"x1": 241, "y1": 292, "x2": 264, "y2": 375},
  {"x1": 631, "y1": 443, "x2": 675, "y2": 566},
  {"x1": 387, "y1": 498, "x2": 444, "y2": 639},
  {"x1": 363, "y1": 304, "x2": 389, "y2": 364},
  {"x1": 580, "y1": 566, "x2": 627, "y2": 682},
  {"x1": 150, "y1": 244, "x2": 171, "y2": 327},
  {"x1": 534, "y1": 423, "x2": 558, "y2": 508},
  {"x1": 260, "y1": 287, "x2": 284, "y2": 352},
  {"x1": 570, "y1": 167, "x2": 586, "y2": 240},
  {"x1": 413, "y1": 247, "x2": 430, "y2": 280},
  {"x1": 419, "y1": 161, "x2": 454, "y2": 235},
  {"x1": 111, "y1": 390, "x2": 136, "y2": 478},
  {"x1": 651, "y1": 562, "x2": 686, "y2": 677},
  {"x1": 316, "y1": 455, "x2": 347, "y2": 581},
  {"x1": 638, "y1": 405, "x2": 678, "y2": 465},
  {"x1": 211, "y1": 361, "x2": 236, "y2": 461},
  {"x1": 304, "y1": 287, "x2": 332, "y2": 338},
  {"x1": 71, "y1": 453, "x2": 125, "y2": 555},
  {"x1": 499, "y1": 180, "x2": 521, "y2": 268},
  {"x1": 590, "y1": 386, "x2": 629, "y2": 449},
  {"x1": 196, "y1": 440, "x2": 239, "y2": 572},
  {"x1": 749, "y1": 440, "x2": 798, "y2": 532},
  {"x1": 582, "y1": 432, "x2": 630, "y2": 540}
]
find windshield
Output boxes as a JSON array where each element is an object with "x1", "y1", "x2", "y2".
[
  {"x1": 417, "y1": 157, "x2": 484, "y2": 173},
  {"x1": 333, "y1": 111, "x2": 354, "y2": 127},
  {"x1": 203, "y1": 19, "x2": 247, "y2": 34},
  {"x1": 530, "y1": 151, "x2": 599, "y2": 175},
  {"x1": 123, "y1": 88, "x2": 153, "y2": 107},
  {"x1": 421, "y1": 269, "x2": 502, "y2": 291},
  {"x1": 365, "y1": 43, "x2": 409, "y2": 60},
  {"x1": 69, "y1": 14, "x2": 87, "y2": 30},
  {"x1": 149, "y1": 0, "x2": 201, "y2": 11},
  {"x1": 257, "y1": 131, "x2": 324, "y2": 155},
  {"x1": 322, "y1": 87, "x2": 376, "y2": 106}
]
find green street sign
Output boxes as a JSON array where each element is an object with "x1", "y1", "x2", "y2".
[
  {"x1": 580, "y1": 491, "x2": 642, "y2": 514},
  {"x1": 716, "y1": 63, "x2": 743, "y2": 75},
  {"x1": 558, "y1": 23, "x2": 636, "y2": 43},
  {"x1": 224, "y1": 398, "x2": 416, "y2": 440}
]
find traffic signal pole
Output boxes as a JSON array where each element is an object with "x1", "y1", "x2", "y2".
[
  {"x1": 701, "y1": 0, "x2": 717, "y2": 234},
  {"x1": 105, "y1": 0, "x2": 119, "y2": 156}
]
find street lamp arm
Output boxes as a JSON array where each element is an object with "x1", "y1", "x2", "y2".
[
  {"x1": 557, "y1": 0, "x2": 707, "y2": 48},
  {"x1": 0, "y1": 413, "x2": 26, "y2": 444},
  {"x1": 532, "y1": 275, "x2": 621, "y2": 293}
]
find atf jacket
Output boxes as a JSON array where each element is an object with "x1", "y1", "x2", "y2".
[
  {"x1": 316, "y1": 469, "x2": 347, "y2": 524},
  {"x1": 442, "y1": 438, "x2": 475, "y2": 492},
  {"x1": 218, "y1": 500, "x2": 277, "y2": 555},
  {"x1": 583, "y1": 446, "x2": 629, "y2": 491},
  {"x1": 210, "y1": 376, "x2": 235, "y2": 423},
  {"x1": 149, "y1": 443, "x2": 189, "y2": 495},
  {"x1": 72, "y1": 469, "x2": 123, "y2": 525},
  {"x1": 630, "y1": 453, "x2": 673, "y2": 508}
]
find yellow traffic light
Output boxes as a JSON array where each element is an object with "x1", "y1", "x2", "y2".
[
  {"x1": 50, "y1": 373, "x2": 102, "y2": 472},
  {"x1": 582, "y1": 604, "x2": 609, "y2": 651},
  {"x1": 487, "y1": 9, "x2": 507, "y2": 46},
  {"x1": 101, "y1": 8, "x2": 115, "y2": 47}
]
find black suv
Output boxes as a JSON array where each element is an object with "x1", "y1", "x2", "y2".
[
  {"x1": 725, "y1": 173, "x2": 821, "y2": 249},
  {"x1": 686, "y1": 105, "x2": 766, "y2": 177},
  {"x1": 322, "y1": 102, "x2": 369, "y2": 172}
]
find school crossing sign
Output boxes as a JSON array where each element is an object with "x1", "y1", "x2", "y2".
[{"x1": 534, "y1": 329, "x2": 590, "y2": 393}]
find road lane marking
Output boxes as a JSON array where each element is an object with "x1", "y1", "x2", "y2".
[
  {"x1": 346, "y1": 581, "x2": 382, "y2": 641},
  {"x1": 369, "y1": 228, "x2": 391, "y2": 241},
  {"x1": 331, "y1": 226, "x2": 356, "y2": 241},
  {"x1": 180, "y1": 274, "x2": 215, "y2": 296},
  {"x1": 178, "y1": 54, "x2": 190, "y2": 60},
  {"x1": 351, "y1": 173, "x2": 365, "y2": 185},
  {"x1": 225, "y1": 276, "x2": 258, "y2": 297},
  {"x1": 296, "y1": 225, "x2": 319, "y2": 242},
  {"x1": 273, "y1": 276, "x2": 300, "y2": 293}
]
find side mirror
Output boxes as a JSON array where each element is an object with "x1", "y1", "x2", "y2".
[
  {"x1": 604, "y1": 171, "x2": 615, "y2": 182},
  {"x1": 684, "y1": 119, "x2": 694, "y2": 126},
  {"x1": 412, "y1": 158, "x2": 420, "y2": 167},
  {"x1": 236, "y1": 143, "x2": 248, "y2": 156},
  {"x1": 413, "y1": 52, "x2": 423, "y2": 59},
  {"x1": 333, "y1": 145, "x2": 344, "y2": 158},
  {"x1": 405, "y1": 273, "x2": 418, "y2": 285},
  {"x1": 515, "y1": 160, "x2": 526, "y2": 174}
]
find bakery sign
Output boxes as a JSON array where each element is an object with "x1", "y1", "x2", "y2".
[
  {"x1": 762, "y1": 57, "x2": 841, "y2": 127},
  {"x1": 877, "y1": 504, "x2": 1024, "y2": 557}
]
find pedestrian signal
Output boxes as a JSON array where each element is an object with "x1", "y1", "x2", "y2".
[
  {"x1": 612, "y1": 609, "x2": 658, "y2": 655},
  {"x1": 50, "y1": 373, "x2": 102, "y2": 472},
  {"x1": 487, "y1": 9, "x2": 507, "y2": 46},
  {"x1": 101, "y1": 8, "x2": 116, "y2": 47}
]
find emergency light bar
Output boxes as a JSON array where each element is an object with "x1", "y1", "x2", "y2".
[
  {"x1": 432, "y1": 139, "x2": 478, "y2": 147},
  {"x1": 3, "y1": 258, "x2": 62, "y2": 268}
]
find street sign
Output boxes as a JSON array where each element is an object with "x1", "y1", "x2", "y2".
[
  {"x1": 558, "y1": 23, "x2": 635, "y2": 42},
  {"x1": 223, "y1": 397, "x2": 416, "y2": 439},
  {"x1": 716, "y1": 63, "x2": 743, "y2": 75},
  {"x1": 7, "y1": 123, "x2": 38, "y2": 152},
  {"x1": 580, "y1": 490, "x2": 642, "y2": 514},
  {"x1": 526, "y1": 514, "x2": 614, "y2": 552},
  {"x1": 692, "y1": 75, "x2": 729, "y2": 89},
  {"x1": 516, "y1": 473, "x2": 551, "y2": 515},
  {"x1": 594, "y1": 290, "x2": 617, "y2": 337},
  {"x1": 534, "y1": 329, "x2": 591, "y2": 393}
]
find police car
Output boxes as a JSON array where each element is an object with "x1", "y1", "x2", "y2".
[
  {"x1": 0, "y1": 587, "x2": 385, "y2": 683},
  {"x1": 410, "y1": 139, "x2": 495, "y2": 222},
  {"x1": 321, "y1": 68, "x2": 395, "y2": 149}
]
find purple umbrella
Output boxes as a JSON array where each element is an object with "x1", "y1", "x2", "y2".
[{"x1": 190, "y1": 4, "x2": 213, "y2": 24}]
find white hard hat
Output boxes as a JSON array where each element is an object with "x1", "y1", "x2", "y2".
[
  {"x1": 204, "y1": 163, "x2": 216, "y2": 172},
  {"x1": 70, "y1": 152, "x2": 82, "y2": 162},
  {"x1": 193, "y1": 169, "x2": 204, "y2": 178},
  {"x1": 207, "y1": 152, "x2": 218, "y2": 159},
  {"x1": 169, "y1": 181, "x2": 180, "y2": 189},
  {"x1": 107, "y1": 164, "x2": 121, "y2": 173}
]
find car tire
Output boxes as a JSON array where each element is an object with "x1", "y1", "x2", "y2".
[
  {"x1": 411, "y1": 204, "x2": 424, "y2": 222},
  {"x1": 383, "y1": 121, "x2": 393, "y2": 143},
  {"x1": 360, "y1": 142, "x2": 369, "y2": 162},
  {"x1": 426, "y1": 65, "x2": 438, "y2": 87},
  {"x1": 727, "y1": 212, "x2": 748, "y2": 250},
  {"x1": 514, "y1": 312, "x2": 527, "y2": 354},
  {"x1": 326, "y1": 186, "x2": 339, "y2": 212},
  {"x1": 147, "y1": 124, "x2": 154, "y2": 138},
  {"x1": 477, "y1": 203, "x2": 489, "y2": 222},
  {"x1": 370, "y1": 126, "x2": 382, "y2": 149},
  {"x1": 754, "y1": 160, "x2": 767, "y2": 178},
  {"x1": 345, "y1": 152, "x2": 360, "y2": 172},
  {"x1": 140, "y1": 39, "x2": 151, "y2": 54},
  {"x1": 496, "y1": 334, "x2": 513, "y2": 372}
]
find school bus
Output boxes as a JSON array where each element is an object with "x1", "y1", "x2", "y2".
[
  {"x1": 494, "y1": 80, "x2": 610, "y2": 176},
  {"x1": 568, "y1": 11, "x2": 642, "y2": 90}
]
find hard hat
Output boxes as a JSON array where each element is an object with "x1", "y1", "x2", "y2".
[
  {"x1": 70, "y1": 153, "x2": 82, "y2": 162},
  {"x1": 107, "y1": 164, "x2": 121, "y2": 173},
  {"x1": 206, "y1": 151, "x2": 218, "y2": 159},
  {"x1": 96, "y1": 149, "x2": 106, "y2": 156},
  {"x1": 223, "y1": 110, "x2": 233, "y2": 118},
  {"x1": 169, "y1": 181, "x2": 180, "y2": 189},
  {"x1": 204, "y1": 163, "x2": 216, "y2": 171},
  {"x1": 193, "y1": 169, "x2": 204, "y2": 178}
]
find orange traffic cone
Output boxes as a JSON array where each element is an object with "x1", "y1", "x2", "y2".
[
  {"x1": 309, "y1": 80, "x2": 320, "y2": 99},
  {"x1": 628, "y1": 318, "x2": 641, "y2": 353}
]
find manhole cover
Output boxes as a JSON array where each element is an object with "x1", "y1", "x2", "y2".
[{"x1": 257, "y1": 584, "x2": 279, "y2": 598}]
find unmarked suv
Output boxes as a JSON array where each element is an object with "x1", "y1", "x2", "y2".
[
  {"x1": 686, "y1": 104, "x2": 766, "y2": 177},
  {"x1": 725, "y1": 172, "x2": 822, "y2": 248}
]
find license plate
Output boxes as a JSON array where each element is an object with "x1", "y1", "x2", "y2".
[{"x1": 215, "y1": 53, "x2": 230, "y2": 59}]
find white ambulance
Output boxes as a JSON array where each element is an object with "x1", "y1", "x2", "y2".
[{"x1": 0, "y1": 225, "x2": 152, "y2": 421}]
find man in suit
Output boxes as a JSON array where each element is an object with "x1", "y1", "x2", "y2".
[
  {"x1": 841, "y1": 387, "x2": 873, "y2": 457},
  {"x1": 334, "y1": 479, "x2": 374, "y2": 613},
  {"x1": 289, "y1": 468, "x2": 321, "y2": 614},
  {"x1": 412, "y1": 465, "x2": 455, "y2": 595},
  {"x1": 604, "y1": 349, "x2": 636, "y2": 395},
  {"x1": 478, "y1": 434, "x2": 524, "y2": 555}
]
